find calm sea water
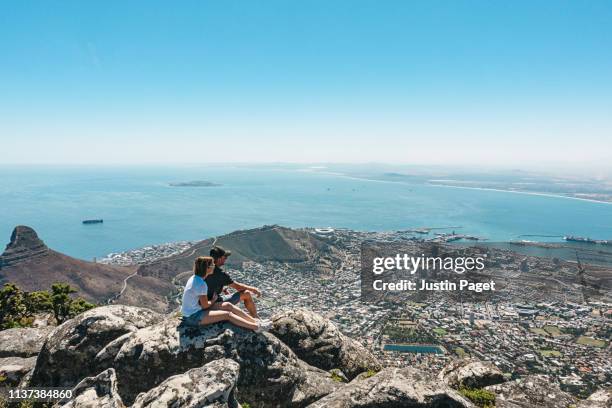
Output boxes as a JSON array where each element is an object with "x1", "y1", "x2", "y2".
[{"x1": 1, "y1": 165, "x2": 611, "y2": 260}]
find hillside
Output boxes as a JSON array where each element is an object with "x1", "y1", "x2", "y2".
[
  {"x1": 0, "y1": 226, "x2": 170, "y2": 309},
  {"x1": 0, "y1": 225, "x2": 337, "y2": 313},
  {"x1": 136, "y1": 225, "x2": 335, "y2": 282}
]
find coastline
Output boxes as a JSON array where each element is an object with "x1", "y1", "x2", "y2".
[
  {"x1": 428, "y1": 183, "x2": 612, "y2": 205},
  {"x1": 316, "y1": 170, "x2": 612, "y2": 205}
]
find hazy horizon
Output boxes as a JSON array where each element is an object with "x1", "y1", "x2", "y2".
[{"x1": 1, "y1": 1, "x2": 611, "y2": 168}]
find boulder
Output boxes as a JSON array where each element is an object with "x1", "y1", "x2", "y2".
[
  {"x1": 30, "y1": 305, "x2": 163, "y2": 388},
  {"x1": 0, "y1": 356, "x2": 37, "y2": 386},
  {"x1": 131, "y1": 359, "x2": 240, "y2": 408},
  {"x1": 106, "y1": 317, "x2": 340, "y2": 407},
  {"x1": 270, "y1": 309, "x2": 381, "y2": 379},
  {"x1": 439, "y1": 358, "x2": 505, "y2": 389},
  {"x1": 0, "y1": 326, "x2": 53, "y2": 357},
  {"x1": 61, "y1": 368, "x2": 125, "y2": 408},
  {"x1": 577, "y1": 388, "x2": 611, "y2": 408},
  {"x1": 307, "y1": 367, "x2": 474, "y2": 407},
  {"x1": 486, "y1": 375, "x2": 577, "y2": 408}
]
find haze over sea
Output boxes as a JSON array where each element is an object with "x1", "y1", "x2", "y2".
[{"x1": 1, "y1": 165, "x2": 611, "y2": 261}]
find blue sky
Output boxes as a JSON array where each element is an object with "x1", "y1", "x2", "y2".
[{"x1": 1, "y1": 1, "x2": 611, "y2": 169}]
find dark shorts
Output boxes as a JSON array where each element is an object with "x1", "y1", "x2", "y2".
[
  {"x1": 180, "y1": 308, "x2": 209, "y2": 327},
  {"x1": 218, "y1": 290, "x2": 242, "y2": 305}
]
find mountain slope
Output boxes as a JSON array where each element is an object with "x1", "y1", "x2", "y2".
[{"x1": 0, "y1": 226, "x2": 152, "y2": 308}]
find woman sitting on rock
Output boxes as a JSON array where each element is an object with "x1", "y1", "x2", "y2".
[{"x1": 181, "y1": 256, "x2": 269, "y2": 332}]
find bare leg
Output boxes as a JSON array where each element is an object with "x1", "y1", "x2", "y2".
[
  {"x1": 240, "y1": 290, "x2": 259, "y2": 319},
  {"x1": 213, "y1": 302, "x2": 258, "y2": 324},
  {"x1": 228, "y1": 312, "x2": 259, "y2": 331},
  {"x1": 200, "y1": 310, "x2": 258, "y2": 331}
]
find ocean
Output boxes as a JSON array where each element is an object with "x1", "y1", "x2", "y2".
[{"x1": 1, "y1": 164, "x2": 611, "y2": 261}]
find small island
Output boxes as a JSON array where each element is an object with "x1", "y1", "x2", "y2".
[{"x1": 168, "y1": 180, "x2": 222, "y2": 187}]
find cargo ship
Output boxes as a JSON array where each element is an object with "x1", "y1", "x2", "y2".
[
  {"x1": 82, "y1": 219, "x2": 103, "y2": 225},
  {"x1": 563, "y1": 235, "x2": 596, "y2": 244}
]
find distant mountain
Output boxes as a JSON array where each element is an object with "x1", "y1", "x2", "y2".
[
  {"x1": 137, "y1": 225, "x2": 335, "y2": 284},
  {"x1": 0, "y1": 226, "x2": 173, "y2": 312},
  {"x1": 0, "y1": 225, "x2": 335, "y2": 314}
]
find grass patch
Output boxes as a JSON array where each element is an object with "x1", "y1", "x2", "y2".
[
  {"x1": 459, "y1": 387, "x2": 496, "y2": 408},
  {"x1": 530, "y1": 328, "x2": 548, "y2": 336},
  {"x1": 433, "y1": 327, "x2": 447, "y2": 336},
  {"x1": 576, "y1": 336, "x2": 606, "y2": 348},
  {"x1": 539, "y1": 349, "x2": 562, "y2": 357},
  {"x1": 362, "y1": 369, "x2": 378, "y2": 379},
  {"x1": 330, "y1": 372, "x2": 346, "y2": 382},
  {"x1": 543, "y1": 325, "x2": 562, "y2": 337}
]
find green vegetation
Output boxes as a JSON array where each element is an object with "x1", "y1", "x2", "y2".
[
  {"x1": 543, "y1": 325, "x2": 563, "y2": 337},
  {"x1": 539, "y1": 349, "x2": 562, "y2": 357},
  {"x1": 240, "y1": 403, "x2": 251, "y2": 408},
  {"x1": 576, "y1": 336, "x2": 607, "y2": 348},
  {"x1": 330, "y1": 371, "x2": 346, "y2": 382},
  {"x1": 454, "y1": 347, "x2": 467, "y2": 358},
  {"x1": 383, "y1": 325, "x2": 436, "y2": 343},
  {"x1": 530, "y1": 327, "x2": 548, "y2": 336},
  {"x1": 459, "y1": 387, "x2": 496, "y2": 408},
  {"x1": 433, "y1": 327, "x2": 447, "y2": 336},
  {"x1": 362, "y1": 369, "x2": 378, "y2": 378},
  {"x1": 0, "y1": 282, "x2": 96, "y2": 329}
]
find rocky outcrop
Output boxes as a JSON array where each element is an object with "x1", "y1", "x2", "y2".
[
  {"x1": 61, "y1": 368, "x2": 125, "y2": 408},
  {"x1": 131, "y1": 359, "x2": 240, "y2": 408},
  {"x1": 9, "y1": 304, "x2": 564, "y2": 408},
  {"x1": 486, "y1": 375, "x2": 577, "y2": 408},
  {"x1": 577, "y1": 388, "x2": 611, "y2": 408},
  {"x1": 0, "y1": 326, "x2": 52, "y2": 386},
  {"x1": 439, "y1": 358, "x2": 505, "y2": 389},
  {"x1": 0, "y1": 326, "x2": 53, "y2": 358},
  {"x1": 270, "y1": 309, "x2": 381, "y2": 379},
  {"x1": 105, "y1": 317, "x2": 340, "y2": 407},
  {"x1": 0, "y1": 356, "x2": 37, "y2": 386},
  {"x1": 30, "y1": 305, "x2": 163, "y2": 388},
  {"x1": 307, "y1": 367, "x2": 474, "y2": 407},
  {"x1": 0, "y1": 225, "x2": 49, "y2": 268}
]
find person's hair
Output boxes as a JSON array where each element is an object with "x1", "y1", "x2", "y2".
[{"x1": 194, "y1": 256, "x2": 214, "y2": 276}]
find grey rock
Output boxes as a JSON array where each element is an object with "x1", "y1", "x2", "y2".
[
  {"x1": 439, "y1": 358, "x2": 506, "y2": 389},
  {"x1": 131, "y1": 359, "x2": 240, "y2": 408},
  {"x1": 18, "y1": 367, "x2": 34, "y2": 387},
  {"x1": 0, "y1": 326, "x2": 53, "y2": 357},
  {"x1": 60, "y1": 368, "x2": 125, "y2": 408},
  {"x1": 0, "y1": 356, "x2": 37, "y2": 385},
  {"x1": 270, "y1": 309, "x2": 381, "y2": 379},
  {"x1": 107, "y1": 317, "x2": 340, "y2": 407},
  {"x1": 577, "y1": 387, "x2": 611, "y2": 408},
  {"x1": 30, "y1": 305, "x2": 163, "y2": 388},
  {"x1": 486, "y1": 375, "x2": 577, "y2": 408},
  {"x1": 307, "y1": 367, "x2": 474, "y2": 407}
]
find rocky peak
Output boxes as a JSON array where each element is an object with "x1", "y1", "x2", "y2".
[{"x1": 0, "y1": 225, "x2": 49, "y2": 268}]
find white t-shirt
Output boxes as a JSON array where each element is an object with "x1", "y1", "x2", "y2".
[{"x1": 181, "y1": 275, "x2": 208, "y2": 317}]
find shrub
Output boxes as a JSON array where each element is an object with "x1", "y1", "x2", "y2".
[{"x1": 459, "y1": 387, "x2": 496, "y2": 408}]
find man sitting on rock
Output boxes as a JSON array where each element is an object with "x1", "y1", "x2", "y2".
[{"x1": 207, "y1": 245, "x2": 265, "y2": 320}]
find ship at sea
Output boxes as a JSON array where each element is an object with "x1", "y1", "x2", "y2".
[
  {"x1": 82, "y1": 219, "x2": 103, "y2": 225},
  {"x1": 563, "y1": 235, "x2": 596, "y2": 244}
]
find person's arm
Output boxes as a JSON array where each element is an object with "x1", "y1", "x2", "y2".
[
  {"x1": 229, "y1": 281, "x2": 261, "y2": 297},
  {"x1": 199, "y1": 292, "x2": 218, "y2": 309}
]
